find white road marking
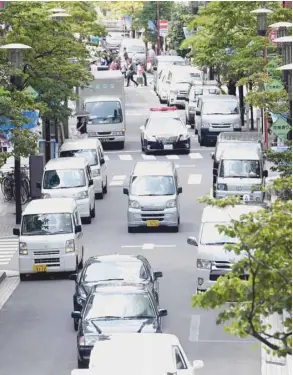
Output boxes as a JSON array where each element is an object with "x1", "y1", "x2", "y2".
[
  {"x1": 166, "y1": 155, "x2": 180, "y2": 160},
  {"x1": 189, "y1": 153, "x2": 203, "y2": 159},
  {"x1": 104, "y1": 148, "x2": 214, "y2": 154},
  {"x1": 175, "y1": 164, "x2": 196, "y2": 168},
  {"x1": 154, "y1": 245, "x2": 176, "y2": 248},
  {"x1": 112, "y1": 175, "x2": 126, "y2": 181},
  {"x1": 141, "y1": 154, "x2": 156, "y2": 160},
  {"x1": 121, "y1": 244, "x2": 176, "y2": 249},
  {"x1": 119, "y1": 154, "x2": 133, "y2": 161},
  {"x1": 142, "y1": 243, "x2": 155, "y2": 250},
  {"x1": 188, "y1": 174, "x2": 202, "y2": 185},
  {"x1": 104, "y1": 155, "x2": 109, "y2": 161},
  {"x1": 121, "y1": 245, "x2": 142, "y2": 248},
  {"x1": 189, "y1": 314, "x2": 201, "y2": 342},
  {"x1": 109, "y1": 181, "x2": 124, "y2": 186}
]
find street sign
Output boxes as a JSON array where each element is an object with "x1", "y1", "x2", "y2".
[
  {"x1": 270, "y1": 117, "x2": 291, "y2": 140},
  {"x1": 24, "y1": 85, "x2": 38, "y2": 99},
  {"x1": 269, "y1": 29, "x2": 278, "y2": 44},
  {"x1": 266, "y1": 79, "x2": 284, "y2": 92},
  {"x1": 160, "y1": 28, "x2": 168, "y2": 37},
  {"x1": 159, "y1": 19, "x2": 168, "y2": 37}
]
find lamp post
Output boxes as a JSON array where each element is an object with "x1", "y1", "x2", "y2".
[
  {"x1": 250, "y1": 8, "x2": 273, "y2": 150},
  {"x1": 0, "y1": 43, "x2": 32, "y2": 225}
]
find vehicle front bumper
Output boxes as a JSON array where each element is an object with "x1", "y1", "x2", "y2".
[
  {"x1": 145, "y1": 139, "x2": 190, "y2": 152},
  {"x1": 87, "y1": 133, "x2": 125, "y2": 144},
  {"x1": 127, "y1": 207, "x2": 179, "y2": 227},
  {"x1": 19, "y1": 252, "x2": 76, "y2": 274},
  {"x1": 76, "y1": 198, "x2": 90, "y2": 218},
  {"x1": 196, "y1": 268, "x2": 248, "y2": 291},
  {"x1": 200, "y1": 127, "x2": 241, "y2": 142},
  {"x1": 93, "y1": 176, "x2": 102, "y2": 194},
  {"x1": 78, "y1": 345, "x2": 93, "y2": 365},
  {"x1": 215, "y1": 190, "x2": 264, "y2": 201},
  {"x1": 169, "y1": 96, "x2": 186, "y2": 107}
]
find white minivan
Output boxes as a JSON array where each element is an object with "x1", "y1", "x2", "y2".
[
  {"x1": 13, "y1": 198, "x2": 84, "y2": 281},
  {"x1": 59, "y1": 138, "x2": 107, "y2": 199},
  {"x1": 39, "y1": 157, "x2": 95, "y2": 224}
]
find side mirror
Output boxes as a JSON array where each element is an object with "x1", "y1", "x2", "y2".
[
  {"x1": 211, "y1": 152, "x2": 215, "y2": 160},
  {"x1": 89, "y1": 179, "x2": 94, "y2": 186},
  {"x1": 154, "y1": 271, "x2": 163, "y2": 279},
  {"x1": 36, "y1": 182, "x2": 41, "y2": 189},
  {"x1": 139, "y1": 125, "x2": 145, "y2": 131},
  {"x1": 158, "y1": 309, "x2": 168, "y2": 317},
  {"x1": 263, "y1": 170, "x2": 268, "y2": 178},
  {"x1": 100, "y1": 158, "x2": 105, "y2": 165},
  {"x1": 196, "y1": 111, "x2": 201, "y2": 116},
  {"x1": 123, "y1": 187, "x2": 129, "y2": 195},
  {"x1": 69, "y1": 273, "x2": 78, "y2": 281},
  {"x1": 75, "y1": 225, "x2": 82, "y2": 233},
  {"x1": 187, "y1": 237, "x2": 198, "y2": 246},
  {"x1": 71, "y1": 311, "x2": 81, "y2": 319},
  {"x1": 192, "y1": 360, "x2": 204, "y2": 370},
  {"x1": 13, "y1": 228, "x2": 20, "y2": 236},
  {"x1": 177, "y1": 187, "x2": 182, "y2": 194}
]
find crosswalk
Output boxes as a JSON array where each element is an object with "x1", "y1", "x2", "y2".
[
  {"x1": 109, "y1": 173, "x2": 204, "y2": 187},
  {"x1": 104, "y1": 152, "x2": 205, "y2": 162},
  {"x1": 0, "y1": 238, "x2": 18, "y2": 267}
]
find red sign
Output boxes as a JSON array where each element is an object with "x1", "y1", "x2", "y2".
[
  {"x1": 269, "y1": 29, "x2": 278, "y2": 44},
  {"x1": 159, "y1": 20, "x2": 168, "y2": 29},
  {"x1": 283, "y1": 1, "x2": 292, "y2": 8}
]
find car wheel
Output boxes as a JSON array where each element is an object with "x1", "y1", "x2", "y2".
[
  {"x1": 78, "y1": 248, "x2": 84, "y2": 269},
  {"x1": 171, "y1": 225, "x2": 179, "y2": 233},
  {"x1": 95, "y1": 192, "x2": 103, "y2": 200},
  {"x1": 200, "y1": 137, "x2": 205, "y2": 147},
  {"x1": 141, "y1": 139, "x2": 145, "y2": 152},
  {"x1": 82, "y1": 211, "x2": 91, "y2": 225},
  {"x1": 90, "y1": 203, "x2": 96, "y2": 218},
  {"x1": 103, "y1": 179, "x2": 108, "y2": 194},
  {"x1": 159, "y1": 97, "x2": 163, "y2": 104}
]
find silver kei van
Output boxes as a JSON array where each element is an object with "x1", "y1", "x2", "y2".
[
  {"x1": 123, "y1": 162, "x2": 182, "y2": 233},
  {"x1": 214, "y1": 147, "x2": 268, "y2": 202}
]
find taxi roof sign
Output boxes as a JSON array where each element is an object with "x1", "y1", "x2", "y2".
[{"x1": 150, "y1": 107, "x2": 177, "y2": 111}]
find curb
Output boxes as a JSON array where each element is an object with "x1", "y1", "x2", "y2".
[{"x1": 0, "y1": 271, "x2": 6, "y2": 285}]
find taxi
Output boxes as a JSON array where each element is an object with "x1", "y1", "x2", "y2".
[{"x1": 140, "y1": 107, "x2": 190, "y2": 154}]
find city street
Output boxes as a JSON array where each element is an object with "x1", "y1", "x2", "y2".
[{"x1": 0, "y1": 83, "x2": 260, "y2": 375}]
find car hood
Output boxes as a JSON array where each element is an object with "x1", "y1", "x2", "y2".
[
  {"x1": 19, "y1": 234, "x2": 72, "y2": 251},
  {"x1": 198, "y1": 244, "x2": 245, "y2": 262},
  {"x1": 129, "y1": 194, "x2": 177, "y2": 211},
  {"x1": 83, "y1": 317, "x2": 158, "y2": 334},
  {"x1": 81, "y1": 281, "x2": 147, "y2": 295}
]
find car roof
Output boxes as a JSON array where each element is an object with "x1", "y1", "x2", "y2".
[
  {"x1": 201, "y1": 95, "x2": 238, "y2": 102},
  {"x1": 149, "y1": 111, "x2": 181, "y2": 119},
  {"x1": 157, "y1": 56, "x2": 184, "y2": 62},
  {"x1": 44, "y1": 157, "x2": 88, "y2": 170},
  {"x1": 220, "y1": 146, "x2": 261, "y2": 159},
  {"x1": 90, "y1": 333, "x2": 180, "y2": 372},
  {"x1": 202, "y1": 205, "x2": 262, "y2": 223},
  {"x1": 191, "y1": 85, "x2": 219, "y2": 90},
  {"x1": 60, "y1": 138, "x2": 101, "y2": 151},
  {"x1": 218, "y1": 132, "x2": 262, "y2": 142},
  {"x1": 88, "y1": 254, "x2": 141, "y2": 263},
  {"x1": 133, "y1": 161, "x2": 174, "y2": 176},
  {"x1": 90, "y1": 70, "x2": 123, "y2": 79},
  {"x1": 23, "y1": 198, "x2": 76, "y2": 215}
]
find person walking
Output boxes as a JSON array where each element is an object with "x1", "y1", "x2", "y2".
[
  {"x1": 121, "y1": 58, "x2": 128, "y2": 79},
  {"x1": 227, "y1": 79, "x2": 237, "y2": 96},
  {"x1": 76, "y1": 116, "x2": 87, "y2": 138},
  {"x1": 123, "y1": 47, "x2": 129, "y2": 61},
  {"x1": 137, "y1": 61, "x2": 147, "y2": 87},
  {"x1": 126, "y1": 59, "x2": 138, "y2": 87}
]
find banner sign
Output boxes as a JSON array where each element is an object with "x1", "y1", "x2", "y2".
[{"x1": 0, "y1": 110, "x2": 39, "y2": 130}]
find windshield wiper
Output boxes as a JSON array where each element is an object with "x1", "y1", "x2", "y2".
[
  {"x1": 137, "y1": 317, "x2": 155, "y2": 333},
  {"x1": 88, "y1": 278, "x2": 124, "y2": 283},
  {"x1": 90, "y1": 320, "x2": 102, "y2": 334},
  {"x1": 93, "y1": 316, "x2": 122, "y2": 320},
  {"x1": 125, "y1": 315, "x2": 155, "y2": 320}
]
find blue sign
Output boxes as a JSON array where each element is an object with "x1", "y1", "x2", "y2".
[
  {"x1": 0, "y1": 110, "x2": 39, "y2": 131},
  {"x1": 91, "y1": 36, "x2": 100, "y2": 45},
  {"x1": 124, "y1": 16, "x2": 132, "y2": 29},
  {"x1": 148, "y1": 20, "x2": 156, "y2": 33}
]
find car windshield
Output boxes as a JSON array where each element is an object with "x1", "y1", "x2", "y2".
[
  {"x1": 85, "y1": 293, "x2": 155, "y2": 319},
  {"x1": 193, "y1": 88, "x2": 220, "y2": 97},
  {"x1": 200, "y1": 222, "x2": 238, "y2": 245},
  {"x1": 219, "y1": 160, "x2": 261, "y2": 178},
  {"x1": 85, "y1": 101, "x2": 122, "y2": 124},
  {"x1": 147, "y1": 118, "x2": 184, "y2": 133},
  {"x1": 59, "y1": 149, "x2": 98, "y2": 166},
  {"x1": 83, "y1": 261, "x2": 148, "y2": 282},
  {"x1": 43, "y1": 169, "x2": 86, "y2": 189},
  {"x1": 21, "y1": 213, "x2": 73, "y2": 236},
  {"x1": 202, "y1": 101, "x2": 239, "y2": 115},
  {"x1": 127, "y1": 45, "x2": 145, "y2": 53},
  {"x1": 130, "y1": 175, "x2": 176, "y2": 196}
]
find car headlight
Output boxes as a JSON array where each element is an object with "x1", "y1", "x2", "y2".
[
  {"x1": 217, "y1": 183, "x2": 227, "y2": 191},
  {"x1": 166, "y1": 199, "x2": 176, "y2": 208},
  {"x1": 170, "y1": 90, "x2": 178, "y2": 96},
  {"x1": 75, "y1": 191, "x2": 88, "y2": 200},
  {"x1": 233, "y1": 123, "x2": 241, "y2": 128},
  {"x1": 112, "y1": 131, "x2": 124, "y2": 136},
  {"x1": 65, "y1": 239, "x2": 75, "y2": 253},
  {"x1": 19, "y1": 242, "x2": 28, "y2": 255},
  {"x1": 91, "y1": 169, "x2": 100, "y2": 177},
  {"x1": 41, "y1": 193, "x2": 51, "y2": 198},
  {"x1": 201, "y1": 123, "x2": 209, "y2": 128},
  {"x1": 180, "y1": 134, "x2": 190, "y2": 141},
  {"x1": 129, "y1": 200, "x2": 140, "y2": 209},
  {"x1": 79, "y1": 335, "x2": 99, "y2": 346},
  {"x1": 197, "y1": 259, "x2": 212, "y2": 269},
  {"x1": 146, "y1": 135, "x2": 156, "y2": 142}
]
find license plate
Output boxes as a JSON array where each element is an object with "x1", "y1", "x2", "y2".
[
  {"x1": 146, "y1": 220, "x2": 160, "y2": 227},
  {"x1": 33, "y1": 264, "x2": 47, "y2": 272},
  {"x1": 164, "y1": 145, "x2": 173, "y2": 150}
]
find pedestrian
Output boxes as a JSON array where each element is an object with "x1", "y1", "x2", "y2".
[
  {"x1": 227, "y1": 79, "x2": 237, "y2": 96},
  {"x1": 137, "y1": 62, "x2": 144, "y2": 87},
  {"x1": 76, "y1": 116, "x2": 87, "y2": 137},
  {"x1": 109, "y1": 57, "x2": 120, "y2": 70},
  {"x1": 123, "y1": 47, "x2": 129, "y2": 61},
  {"x1": 126, "y1": 59, "x2": 138, "y2": 87},
  {"x1": 137, "y1": 61, "x2": 147, "y2": 87},
  {"x1": 121, "y1": 59, "x2": 128, "y2": 79}
]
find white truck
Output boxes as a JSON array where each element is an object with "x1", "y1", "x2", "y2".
[{"x1": 80, "y1": 71, "x2": 126, "y2": 149}]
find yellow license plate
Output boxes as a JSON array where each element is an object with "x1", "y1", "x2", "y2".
[
  {"x1": 146, "y1": 220, "x2": 160, "y2": 227},
  {"x1": 33, "y1": 264, "x2": 47, "y2": 272}
]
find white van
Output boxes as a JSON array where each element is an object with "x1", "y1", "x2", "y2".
[
  {"x1": 39, "y1": 157, "x2": 95, "y2": 224},
  {"x1": 59, "y1": 138, "x2": 107, "y2": 199},
  {"x1": 13, "y1": 198, "x2": 84, "y2": 281},
  {"x1": 119, "y1": 38, "x2": 146, "y2": 62},
  {"x1": 187, "y1": 205, "x2": 262, "y2": 291}
]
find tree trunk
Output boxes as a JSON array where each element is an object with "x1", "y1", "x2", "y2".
[
  {"x1": 249, "y1": 81, "x2": 254, "y2": 130},
  {"x1": 238, "y1": 85, "x2": 245, "y2": 127}
]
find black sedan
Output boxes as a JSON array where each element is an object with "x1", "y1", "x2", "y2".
[
  {"x1": 140, "y1": 110, "x2": 190, "y2": 154},
  {"x1": 71, "y1": 282, "x2": 168, "y2": 368},
  {"x1": 69, "y1": 254, "x2": 163, "y2": 329}
]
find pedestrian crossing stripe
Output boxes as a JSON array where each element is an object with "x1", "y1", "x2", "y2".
[
  {"x1": 109, "y1": 174, "x2": 203, "y2": 187},
  {"x1": 0, "y1": 237, "x2": 18, "y2": 266},
  {"x1": 103, "y1": 153, "x2": 203, "y2": 161}
]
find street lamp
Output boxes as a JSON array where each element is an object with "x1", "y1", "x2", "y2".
[
  {"x1": 0, "y1": 43, "x2": 32, "y2": 225},
  {"x1": 48, "y1": 8, "x2": 67, "y2": 13}
]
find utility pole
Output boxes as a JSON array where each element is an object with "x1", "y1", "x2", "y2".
[{"x1": 156, "y1": 1, "x2": 160, "y2": 55}]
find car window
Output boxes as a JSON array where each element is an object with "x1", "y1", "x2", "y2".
[
  {"x1": 174, "y1": 346, "x2": 187, "y2": 370},
  {"x1": 43, "y1": 169, "x2": 86, "y2": 189},
  {"x1": 60, "y1": 149, "x2": 98, "y2": 166},
  {"x1": 21, "y1": 213, "x2": 73, "y2": 236}
]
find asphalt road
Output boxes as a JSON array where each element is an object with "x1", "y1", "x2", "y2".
[{"x1": 0, "y1": 83, "x2": 261, "y2": 375}]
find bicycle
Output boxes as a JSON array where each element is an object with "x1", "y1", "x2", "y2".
[{"x1": 1, "y1": 167, "x2": 30, "y2": 204}]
